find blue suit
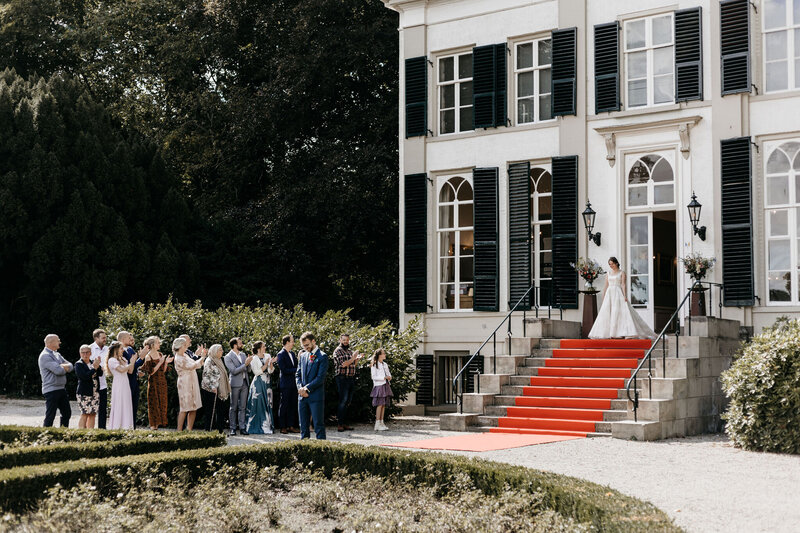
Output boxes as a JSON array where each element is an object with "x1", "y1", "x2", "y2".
[
  {"x1": 123, "y1": 347, "x2": 144, "y2": 424},
  {"x1": 276, "y1": 348, "x2": 299, "y2": 429},
  {"x1": 295, "y1": 347, "x2": 328, "y2": 439}
]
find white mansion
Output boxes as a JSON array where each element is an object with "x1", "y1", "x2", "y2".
[{"x1": 383, "y1": 0, "x2": 800, "y2": 406}]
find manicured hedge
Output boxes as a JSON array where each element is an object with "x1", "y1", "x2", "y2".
[
  {"x1": 0, "y1": 425, "x2": 164, "y2": 446},
  {"x1": 0, "y1": 441, "x2": 679, "y2": 532},
  {"x1": 0, "y1": 431, "x2": 225, "y2": 470}
]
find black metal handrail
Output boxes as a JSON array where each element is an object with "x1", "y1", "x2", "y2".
[{"x1": 625, "y1": 280, "x2": 724, "y2": 421}]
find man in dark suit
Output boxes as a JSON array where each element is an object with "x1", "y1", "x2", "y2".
[
  {"x1": 119, "y1": 331, "x2": 145, "y2": 426},
  {"x1": 295, "y1": 331, "x2": 328, "y2": 440},
  {"x1": 276, "y1": 334, "x2": 300, "y2": 434}
]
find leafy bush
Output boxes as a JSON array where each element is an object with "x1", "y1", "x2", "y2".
[
  {"x1": 0, "y1": 441, "x2": 679, "y2": 532},
  {"x1": 0, "y1": 431, "x2": 225, "y2": 470},
  {"x1": 721, "y1": 317, "x2": 800, "y2": 454},
  {"x1": 99, "y1": 299, "x2": 422, "y2": 426},
  {"x1": 0, "y1": 426, "x2": 165, "y2": 449}
]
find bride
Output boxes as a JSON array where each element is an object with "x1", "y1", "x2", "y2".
[{"x1": 589, "y1": 257, "x2": 656, "y2": 339}]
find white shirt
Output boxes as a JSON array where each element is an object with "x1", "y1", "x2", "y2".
[
  {"x1": 371, "y1": 362, "x2": 391, "y2": 387},
  {"x1": 90, "y1": 342, "x2": 109, "y2": 390}
]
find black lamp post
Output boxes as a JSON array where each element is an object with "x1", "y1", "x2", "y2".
[
  {"x1": 687, "y1": 191, "x2": 706, "y2": 241},
  {"x1": 582, "y1": 201, "x2": 601, "y2": 246}
]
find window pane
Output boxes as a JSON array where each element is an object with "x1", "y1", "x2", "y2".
[
  {"x1": 768, "y1": 148, "x2": 791, "y2": 173},
  {"x1": 440, "y1": 284, "x2": 454, "y2": 309},
  {"x1": 441, "y1": 84, "x2": 455, "y2": 109},
  {"x1": 440, "y1": 109, "x2": 455, "y2": 134},
  {"x1": 630, "y1": 216, "x2": 649, "y2": 245},
  {"x1": 460, "y1": 81, "x2": 473, "y2": 104},
  {"x1": 440, "y1": 231, "x2": 455, "y2": 257},
  {"x1": 628, "y1": 187, "x2": 647, "y2": 206},
  {"x1": 456, "y1": 180, "x2": 472, "y2": 201},
  {"x1": 796, "y1": 28, "x2": 800, "y2": 56},
  {"x1": 540, "y1": 251, "x2": 553, "y2": 277},
  {"x1": 537, "y1": 172, "x2": 552, "y2": 193},
  {"x1": 629, "y1": 160, "x2": 649, "y2": 184},
  {"x1": 626, "y1": 19, "x2": 646, "y2": 49},
  {"x1": 654, "y1": 184, "x2": 674, "y2": 204},
  {"x1": 651, "y1": 158, "x2": 673, "y2": 182},
  {"x1": 628, "y1": 79, "x2": 647, "y2": 107},
  {"x1": 458, "y1": 54, "x2": 473, "y2": 79},
  {"x1": 765, "y1": 0, "x2": 787, "y2": 30},
  {"x1": 460, "y1": 257, "x2": 474, "y2": 282},
  {"x1": 627, "y1": 50, "x2": 647, "y2": 77},
  {"x1": 652, "y1": 16, "x2": 673, "y2": 46},
  {"x1": 631, "y1": 275, "x2": 649, "y2": 305},
  {"x1": 439, "y1": 206, "x2": 454, "y2": 231},
  {"x1": 517, "y1": 43, "x2": 533, "y2": 69},
  {"x1": 439, "y1": 57, "x2": 454, "y2": 82},
  {"x1": 459, "y1": 106, "x2": 473, "y2": 132},
  {"x1": 538, "y1": 39, "x2": 552, "y2": 65},
  {"x1": 518, "y1": 97, "x2": 535, "y2": 123},
  {"x1": 654, "y1": 47, "x2": 673, "y2": 75},
  {"x1": 770, "y1": 209, "x2": 789, "y2": 235},
  {"x1": 631, "y1": 246, "x2": 649, "y2": 275},
  {"x1": 768, "y1": 175, "x2": 790, "y2": 205},
  {"x1": 767, "y1": 61, "x2": 789, "y2": 92},
  {"x1": 539, "y1": 68, "x2": 551, "y2": 94},
  {"x1": 441, "y1": 258, "x2": 455, "y2": 283},
  {"x1": 796, "y1": 0, "x2": 800, "y2": 24},
  {"x1": 654, "y1": 74, "x2": 674, "y2": 103},
  {"x1": 539, "y1": 95, "x2": 552, "y2": 120},
  {"x1": 766, "y1": 31, "x2": 788, "y2": 61},
  {"x1": 458, "y1": 202, "x2": 473, "y2": 227},
  {"x1": 459, "y1": 283, "x2": 473, "y2": 309},
  {"x1": 538, "y1": 196, "x2": 552, "y2": 221},
  {"x1": 768, "y1": 272, "x2": 791, "y2": 301},
  {"x1": 518, "y1": 71, "x2": 534, "y2": 97},
  {"x1": 539, "y1": 222, "x2": 552, "y2": 249},
  {"x1": 459, "y1": 230, "x2": 474, "y2": 255},
  {"x1": 769, "y1": 239, "x2": 791, "y2": 269}
]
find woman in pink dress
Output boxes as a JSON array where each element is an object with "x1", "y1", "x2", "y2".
[
  {"x1": 173, "y1": 337, "x2": 207, "y2": 431},
  {"x1": 107, "y1": 341, "x2": 135, "y2": 429}
]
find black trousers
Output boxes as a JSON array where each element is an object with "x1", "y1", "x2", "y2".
[
  {"x1": 131, "y1": 384, "x2": 140, "y2": 427},
  {"x1": 201, "y1": 388, "x2": 230, "y2": 432},
  {"x1": 98, "y1": 388, "x2": 107, "y2": 429},
  {"x1": 279, "y1": 386, "x2": 298, "y2": 429},
  {"x1": 43, "y1": 389, "x2": 71, "y2": 427}
]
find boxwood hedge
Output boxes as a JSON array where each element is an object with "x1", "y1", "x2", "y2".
[
  {"x1": 0, "y1": 440, "x2": 680, "y2": 532},
  {"x1": 0, "y1": 425, "x2": 167, "y2": 447}
]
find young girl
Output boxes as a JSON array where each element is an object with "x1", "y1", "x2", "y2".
[{"x1": 370, "y1": 348, "x2": 393, "y2": 431}]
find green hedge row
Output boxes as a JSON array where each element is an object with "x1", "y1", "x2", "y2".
[
  {"x1": 0, "y1": 441, "x2": 679, "y2": 532},
  {"x1": 0, "y1": 431, "x2": 225, "y2": 470},
  {"x1": 0, "y1": 425, "x2": 167, "y2": 446}
]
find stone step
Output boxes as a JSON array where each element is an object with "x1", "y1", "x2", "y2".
[
  {"x1": 466, "y1": 426, "x2": 612, "y2": 438},
  {"x1": 522, "y1": 318, "x2": 582, "y2": 339},
  {"x1": 486, "y1": 404, "x2": 628, "y2": 422}
]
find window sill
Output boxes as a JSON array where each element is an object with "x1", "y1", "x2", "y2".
[
  {"x1": 588, "y1": 99, "x2": 709, "y2": 122},
  {"x1": 756, "y1": 304, "x2": 800, "y2": 311},
  {"x1": 427, "y1": 121, "x2": 559, "y2": 142},
  {"x1": 750, "y1": 88, "x2": 800, "y2": 103}
]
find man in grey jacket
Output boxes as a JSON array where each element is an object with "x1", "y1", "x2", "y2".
[
  {"x1": 224, "y1": 337, "x2": 252, "y2": 436},
  {"x1": 38, "y1": 334, "x2": 73, "y2": 427}
]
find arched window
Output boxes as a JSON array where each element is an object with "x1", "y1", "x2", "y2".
[
  {"x1": 438, "y1": 176, "x2": 474, "y2": 310},
  {"x1": 765, "y1": 140, "x2": 800, "y2": 303},
  {"x1": 530, "y1": 167, "x2": 553, "y2": 305},
  {"x1": 626, "y1": 153, "x2": 675, "y2": 207}
]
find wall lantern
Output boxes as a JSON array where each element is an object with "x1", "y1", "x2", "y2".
[
  {"x1": 687, "y1": 191, "x2": 706, "y2": 241},
  {"x1": 582, "y1": 201, "x2": 602, "y2": 246}
]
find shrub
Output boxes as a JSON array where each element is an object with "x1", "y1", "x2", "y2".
[
  {"x1": 0, "y1": 441, "x2": 680, "y2": 532},
  {"x1": 99, "y1": 299, "x2": 423, "y2": 426},
  {"x1": 721, "y1": 317, "x2": 800, "y2": 454},
  {"x1": 0, "y1": 431, "x2": 225, "y2": 470},
  {"x1": 0, "y1": 425, "x2": 164, "y2": 448}
]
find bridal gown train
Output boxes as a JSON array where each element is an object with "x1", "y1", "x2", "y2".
[{"x1": 589, "y1": 270, "x2": 656, "y2": 339}]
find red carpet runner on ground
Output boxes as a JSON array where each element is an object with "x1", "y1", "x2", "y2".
[
  {"x1": 384, "y1": 432, "x2": 583, "y2": 452},
  {"x1": 489, "y1": 338, "x2": 652, "y2": 437}
]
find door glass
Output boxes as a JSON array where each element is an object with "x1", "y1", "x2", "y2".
[{"x1": 628, "y1": 215, "x2": 650, "y2": 306}]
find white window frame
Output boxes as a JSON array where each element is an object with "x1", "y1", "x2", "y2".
[
  {"x1": 436, "y1": 52, "x2": 473, "y2": 135},
  {"x1": 624, "y1": 151, "x2": 677, "y2": 210},
  {"x1": 514, "y1": 38, "x2": 554, "y2": 125},
  {"x1": 623, "y1": 13, "x2": 675, "y2": 109},
  {"x1": 762, "y1": 0, "x2": 800, "y2": 93},
  {"x1": 437, "y1": 175, "x2": 474, "y2": 312},
  {"x1": 530, "y1": 165, "x2": 553, "y2": 305},
  {"x1": 764, "y1": 139, "x2": 800, "y2": 305}
]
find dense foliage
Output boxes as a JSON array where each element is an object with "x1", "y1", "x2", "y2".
[
  {"x1": 721, "y1": 317, "x2": 800, "y2": 454},
  {"x1": 0, "y1": 0, "x2": 400, "y2": 396},
  {"x1": 99, "y1": 299, "x2": 422, "y2": 425}
]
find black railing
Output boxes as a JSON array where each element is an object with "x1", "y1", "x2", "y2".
[{"x1": 625, "y1": 280, "x2": 724, "y2": 421}]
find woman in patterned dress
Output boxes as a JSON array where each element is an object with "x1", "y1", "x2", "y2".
[
  {"x1": 173, "y1": 336, "x2": 207, "y2": 431},
  {"x1": 142, "y1": 336, "x2": 173, "y2": 430}
]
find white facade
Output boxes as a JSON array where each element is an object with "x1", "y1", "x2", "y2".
[{"x1": 384, "y1": 0, "x2": 800, "y2": 405}]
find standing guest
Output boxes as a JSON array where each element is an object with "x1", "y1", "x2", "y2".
[
  {"x1": 225, "y1": 337, "x2": 252, "y2": 436},
  {"x1": 174, "y1": 337, "x2": 207, "y2": 431},
  {"x1": 119, "y1": 331, "x2": 145, "y2": 426},
  {"x1": 333, "y1": 333, "x2": 362, "y2": 432},
  {"x1": 180, "y1": 334, "x2": 199, "y2": 360},
  {"x1": 276, "y1": 334, "x2": 300, "y2": 434},
  {"x1": 296, "y1": 331, "x2": 328, "y2": 440},
  {"x1": 89, "y1": 329, "x2": 109, "y2": 428},
  {"x1": 370, "y1": 348, "x2": 393, "y2": 431},
  {"x1": 141, "y1": 336, "x2": 172, "y2": 430},
  {"x1": 107, "y1": 341, "x2": 142, "y2": 430},
  {"x1": 75, "y1": 344, "x2": 102, "y2": 429},
  {"x1": 246, "y1": 341, "x2": 276, "y2": 434},
  {"x1": 39, "y1": 334, "x2": 73, "y2": 428},
  {"x1": 201, "y1": 344, "x2": 230, "y2": 432}
]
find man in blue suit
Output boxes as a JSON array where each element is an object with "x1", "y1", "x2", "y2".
[{"x1": 296, "y1": 331, "x2": 328, "y2": 439}]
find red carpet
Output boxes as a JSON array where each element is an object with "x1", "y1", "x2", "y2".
[
  {"x1": 383, "y1": 432, "x2": 583, "y2": 451},
  {"x1": 490, "y1": 338, "x2": 651, "y2": 436}
]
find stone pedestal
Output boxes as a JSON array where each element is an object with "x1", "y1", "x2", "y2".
[
  {"x1": 581, "y1": 290, "x2": 599, "y2": 338},
  {"x1": 690, "y1": 286, "x2": 707, "y2": 317}
]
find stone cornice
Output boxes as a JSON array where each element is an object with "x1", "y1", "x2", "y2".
[{"x1": 593, "y1": 115, "x2": 703, "y2": 167}]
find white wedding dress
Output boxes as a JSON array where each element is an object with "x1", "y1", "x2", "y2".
[{"x1": 589, "y1": 270, "x2": 656, "y2": 339}]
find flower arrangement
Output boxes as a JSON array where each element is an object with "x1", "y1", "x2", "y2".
[
  {"x1": 570, "y1": 258, "x2": 606, "y2": 290},
  {"x1": 680, "y1": 253, "x2": 716, "y2": 280}
]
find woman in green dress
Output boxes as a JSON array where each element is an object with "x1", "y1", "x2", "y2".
[{"x1": 245, "y1": 341, "x2": 277, "y2": 434}]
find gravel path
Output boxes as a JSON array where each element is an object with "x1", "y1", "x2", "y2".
[{"x1": 3, "y1": 398, "x2": 799, "y2": 533}]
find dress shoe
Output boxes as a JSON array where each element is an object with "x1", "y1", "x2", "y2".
[
  {"x1": 338, "y1": 426, "x2": 346, "y2": 432},
  {"x1": 229, "y1": 430, "x2": 236, "y2": 436},
  {"x1": 343, "y1": 425, "x2": 354, "y2": 431},
  {"x1": 280, "y1": 429, "x2": 288, "y2": 434},
  {"x1": 240, "y1": 430, "x2": 249, "y2": 435},
  {"x1": 288, "y1": 427, "x2": 300, "y2": 433}
]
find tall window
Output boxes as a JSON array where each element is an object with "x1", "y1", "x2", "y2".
[
  {"x1": 515, "y1": 38, "x2": 553, "y2": 124},
  {"x1": 438, "y1": 53, "x2": 473, "y2": 134},
  {"x1": 763, "y1": 0, "x2": 800, "y2": 92},
  {"x1": 626, "y1": 153, "x2": 675, "y2": 208},
  {"x1": 765, "y1": 140, "x2": 800, "y2": 304},
  {"x1": 438, "y1": 176, "x2": 474, "y2": 310},
  {"x1": 624, "y1": 14, "x2": 674, "y2": 107},
  {"x1": 530, "y1": 167, "x2": 553, "y2": 305}
]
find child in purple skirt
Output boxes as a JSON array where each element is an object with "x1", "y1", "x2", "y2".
[{"x1": 370, "y1": 348, "x2": 393, "y2": 431}]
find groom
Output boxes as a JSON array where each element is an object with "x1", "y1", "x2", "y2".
[{"x1": 296, "y1": 331, "x2": 328, "y2": 440}]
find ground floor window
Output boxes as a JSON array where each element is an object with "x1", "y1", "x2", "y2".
[
  {"x1": 438, "y1": 176, "x2": 474, "y2": 311},
  {"x1": 765, "y1": 140, "x2": 800, "y2": 304}
]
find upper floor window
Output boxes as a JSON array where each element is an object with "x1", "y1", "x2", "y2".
[
  {"x1": 626, "y1": 152, "x2": 675, "y2": 208},
  {"x1": 624, "y1": 14, "x2": 674, "y2": 107},
  {"x1": 765, "y1": 140, "x2": 800, "y2": 304},
  {"x1": 763, "y1": 0, "x2": 800, "y2": 92},
  {"x1": 438, "y1": 176, "x2": 474, "y2": 310},
  {"x1": 515, "y1": 38, "x2": 553, "y2": 124},
  {"x1": 438, "y1": 53, "x2": 473, "y2": 134}
]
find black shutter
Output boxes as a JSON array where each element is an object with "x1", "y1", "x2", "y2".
[
  {"x1": 720, "y1": 0, "x2": 750, "y2": 95},
  {"x1": 551, "y1": 156, "x2": 578, "y2": 309},
  {"x1": 508, "y1": 162, "x2": 532, "y2": 309},
  {"x1": 494, "y1": 43, "x2": 507, "y2": 127},
  {"x1": 404, "y1": 173, "x2": 427, "y2": 313},
  {"x1": 675, "y1": 7, "x2": 704, "y2": 102},
  {"x1": 473, "y1": 44, "x2": 507, "y2": 128},
  {"x1": 594, "y1": 21, "x2": 620, "y2": 113},
  {"x1": 405, "y1": 56, "x2": 428, "y2": 137},
  {"x1": 464, "y1": 355, "x2": 484, "y2": 394},
  {"x1": 552, "y1": 27, "x2": 577, "y2": 116},
  {"x1": 720, "y1": 137, "x2": 754, "y2": 306},
  {"x1": 473, "y1": 167, "x2": 499, "y2": 311},
  {"x1": 415, "y1": 354, "x2": 434, "y2": 405}
]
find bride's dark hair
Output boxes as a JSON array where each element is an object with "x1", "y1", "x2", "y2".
[{"x1": 608, "y1": 257, "x2": 620, "y2": 267}]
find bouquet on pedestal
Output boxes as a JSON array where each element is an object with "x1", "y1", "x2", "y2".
[{"x1": 570, "y1": 258, "x2": 606, "y2": 291}]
